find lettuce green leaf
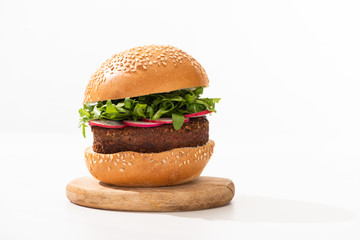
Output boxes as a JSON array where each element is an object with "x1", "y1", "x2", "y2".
[{"x1": 79, "y1": 87, "x2": 220, "y2": 137}]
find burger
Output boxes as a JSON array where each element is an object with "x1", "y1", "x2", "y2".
[{"x1": 79, "y1": 45, "x2": 220, "y2": 187}]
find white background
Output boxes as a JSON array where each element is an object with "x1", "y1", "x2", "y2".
[{"x1": 1, "y1": 0, "x2": 359, "y2": 239}]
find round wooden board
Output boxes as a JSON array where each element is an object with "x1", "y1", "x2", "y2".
[{"x1": 66, "y1": 176, "x2": 235, "y2": 212}]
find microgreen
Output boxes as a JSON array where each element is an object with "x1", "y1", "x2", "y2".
[{"x1": 79, "y1": 87, "x2": 220, "y2": 137}]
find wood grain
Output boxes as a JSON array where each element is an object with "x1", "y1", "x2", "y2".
[{"x1": 66, "y1": 176, "x2": 235, "y2": 212}]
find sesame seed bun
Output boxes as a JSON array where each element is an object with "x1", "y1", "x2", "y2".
[
  {"x1": 84, "y1": 45, "x2": 209, "y2": 103},
  {"x1": 85, "y1": 140, "x2": 215, "y2": 187}
]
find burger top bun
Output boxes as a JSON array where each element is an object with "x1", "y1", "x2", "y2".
[{"x1": 84, "y1": 45, "x2": 209, "y2": 103}]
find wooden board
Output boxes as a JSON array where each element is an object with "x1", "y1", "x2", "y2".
[{"x1": 66, "y1": 176, "x2": 235, "y2": 212}]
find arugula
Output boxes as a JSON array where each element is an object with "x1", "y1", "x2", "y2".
[{"x1": 79, "y1": 87, "x2": 220, "y2": 137}]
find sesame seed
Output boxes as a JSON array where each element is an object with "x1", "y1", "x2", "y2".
[
  {"x1": 84, "y1": 45, "x2": 208, "y2": 103},
  {"x1": 128, "y1": 162, "x2": 132, "y2": 166},
  {"x1": 119, "y1": 168, "x2": 125, "y2": 172}
]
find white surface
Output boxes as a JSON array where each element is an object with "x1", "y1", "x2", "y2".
[
  {"x1": 1, "y1": 0, "x2": 360, "y2": 239},
  {"x1": 0, "y1": 133, "x2": 359, "y2": 240}
]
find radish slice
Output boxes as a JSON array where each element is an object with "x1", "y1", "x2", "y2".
[
  {"x1": 89, "y1": 120, "x2": 127, "y2": 128},
  {"x1": 142, "y1": 118, "x2": 190, "y2": 124},
  {"x1": 184, "y1": 110, "x2": 212, "y2": 118},
  {"x1": 123, "y1": 120, "x2": 163, "y2": 127}
]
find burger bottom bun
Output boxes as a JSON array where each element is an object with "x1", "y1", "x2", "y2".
[{"x1": 85, "y1": 140, "x2": 215, "y2": 187}]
